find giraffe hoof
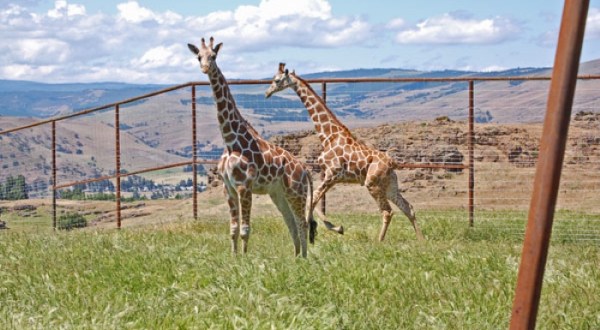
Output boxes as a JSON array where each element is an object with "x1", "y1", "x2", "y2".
[{"x1": 323, "y1": 221, "x2": 343, "y2": 234}]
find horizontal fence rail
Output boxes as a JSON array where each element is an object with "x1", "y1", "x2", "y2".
[{"x1": 0, "y1": 75, "x2": 599, "y2": 238}]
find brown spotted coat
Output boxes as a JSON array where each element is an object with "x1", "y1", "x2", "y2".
[
  {"x1": 266, "y1": 63, "x2": 424, "y2": 241},
  {"x1": 188, "y1": 39, "x2": 317, "y2": 257}
]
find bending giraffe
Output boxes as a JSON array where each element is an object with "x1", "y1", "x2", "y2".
[
  {"x1": 266, "y1": 63, "x2": 424, "y2": 241},
  {"x1": 187, "y1": 38, "x2": 327, "y2": 257}
]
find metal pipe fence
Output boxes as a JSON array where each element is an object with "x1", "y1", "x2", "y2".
[{"x1": 0, "y1": 75, "x2": 599, "y2": 237}]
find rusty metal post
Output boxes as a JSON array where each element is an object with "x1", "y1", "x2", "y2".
[
  {"x1": 320, "y1": 81, "x2": 327, "y2": 215},
  {"x1": 191, "y1": 85, "x2": 198, "y2": 220},
  {"x1": 52, "y1": 120, "x2": 57, "y2": 230},
  {"x1": 510, "y1": 1, "x2": 589, "y2": 329},
  {"x1": 115, "y1": 104, "x2": 122, "y2": 229},
  {"x1": 468, "y1": 81, "x2": 475, "y2": 227}
]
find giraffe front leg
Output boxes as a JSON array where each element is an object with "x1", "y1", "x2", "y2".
[
  {"x1": 225, "y1": 186, "x2": 240, "y2": 254},
  {"x1": 366, "y1": 183, "x2": 394, "y2": 242},
  {"x1": 312, "y1": 178, "x2": 344, "y2": 234},
  {"x1": 237, "y1": 186, "x2": 252, "y2": 254}
]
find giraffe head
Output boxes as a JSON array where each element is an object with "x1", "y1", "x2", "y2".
[
  {"x1": 265, "y1": 63, "x2": 296, "y2": 98},
  {"x1": 187, "y1": 37, "x2": 223, "y2": 74}
]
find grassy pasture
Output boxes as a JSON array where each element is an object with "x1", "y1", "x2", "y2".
[{"x1": 1, "y1": 210, "x2": 599, "y2": 329}]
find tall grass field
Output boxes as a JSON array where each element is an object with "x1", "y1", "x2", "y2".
[{"x1": 1, "y1": 211, "x2": 599, "y2": 329}]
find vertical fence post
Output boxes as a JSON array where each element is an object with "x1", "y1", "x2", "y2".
[
  {"x1": 320, "y1": 81, "x2": 327, "y2": 215},
  {"x1": 191, "y1": 84, "x2": 198, "y2": 220},
  {"x1": 115, "y1": 104, "x2": 122, "y2": 229},
  {"x1": 468, "y1": 81, "x2": 475, "y2": 227},
  {"x1": 52, "y1": 120, "x2": 57, "y2": 230},
  {"x1": 510, "y1": 0, "x2": 589, "y2": 329}
]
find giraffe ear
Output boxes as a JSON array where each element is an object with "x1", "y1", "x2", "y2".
[
  {"x1": 284, "y1": 69, "x2": 289, "y2": 76},
  {"x1": 213, "y1": 42, "x2": 223, "y2": 54},
  {"x1": 187, "y1": 43, "x2": 199, "y2": 55}
]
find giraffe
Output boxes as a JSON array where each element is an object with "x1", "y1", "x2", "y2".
[
  {"x1": 265, "y1": 63, "x2": 425, "y2": 241},
  {"x1": 187, "y1": 38, "x2": 322, "y2": 257}
]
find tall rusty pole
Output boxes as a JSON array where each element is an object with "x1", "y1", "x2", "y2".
[
  {"x1": 510, "y1": 1, "x2": 589, "y2": 329},
  {"x1": 191, "y1": 85, "x2": 198, "y2": 220},
  {"x1": 52, "y1": 120, "x2": 57, "y2": 230},
  {"x1": 115, "y1": 104, "x2": 122, "y2": 229},
  {"x1": 468, "y1": 81, "x2": 475, "y2": 227}
]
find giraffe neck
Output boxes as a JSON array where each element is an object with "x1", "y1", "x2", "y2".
[
  {"x1": 290, "y1": 74, "x2": 355, "y2": 144},
  {"x1": 206, "y1": 65, "x2": 260, "y2": 148}
]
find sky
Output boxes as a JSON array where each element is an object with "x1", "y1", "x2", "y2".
[{"x1": 1, "y1": 0, "x2": 599, "y2": 84}]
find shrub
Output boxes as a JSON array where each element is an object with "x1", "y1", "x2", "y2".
[{"x1": 57, "y1": 213, "x2": 87, "y2": 231}]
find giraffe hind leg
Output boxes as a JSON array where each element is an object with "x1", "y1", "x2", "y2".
[
  {"x1": 270, "y1": 191, "x2": 302, "y2": 256},
  {"x1": 386, "y1": 178, "x2": 425, "y2": 241}
]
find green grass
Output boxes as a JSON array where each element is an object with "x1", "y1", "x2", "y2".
[{"x1": 1, "y1": 211, "x2": 599, "y2": 329}]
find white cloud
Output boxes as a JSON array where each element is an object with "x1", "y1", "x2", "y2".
[
  {"x1": 586, "y1": 8, "x2": 600, "y2": 39},
  {"x1": 0, "y1": 64, "x2": 58, "y2": 79},
  {"x1": 10, "y1": 38, "x2": 71, "y2": 63},
  {"x1": 0, "y1": 0, "x2": 369, "y2": 83},
  {"x1": 47, "y1": 0, "x2": 85, "y2": 19},
  {"x1": 392, "y1": 13, "x2": 520, "y2": 45},
  {"x1": 117, "y1": 1, "x2": 155, "y2": 23},
  {"x1": 387, "y1": 18, "x2": 405, "y2": 29},
  {"x1": 131, "y1": 44, "x2": 186, "y2": 69}
]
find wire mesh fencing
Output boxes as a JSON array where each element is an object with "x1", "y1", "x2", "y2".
[{"x1": 0, "y1": 76, "x2": 599, "y2": 241}]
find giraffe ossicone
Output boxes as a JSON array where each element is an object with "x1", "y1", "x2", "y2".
[
  {"x1": 188, "y1": 38, "x2": 342, "y2": 257},
  {"x1": 266, "y1": 63, "x2": 425, "y2": 241}
]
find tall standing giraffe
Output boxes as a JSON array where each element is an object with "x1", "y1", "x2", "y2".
[
  {"x1": 187, "y1": 38, "x2": 323, "y2": 257},
  {"x1": 266, "y1": 63, "x2": 424, "y2": 241}
]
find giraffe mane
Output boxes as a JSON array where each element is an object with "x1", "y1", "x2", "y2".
[{"x1": 290, "y1": 72, "x2": 357, "y2": 140}]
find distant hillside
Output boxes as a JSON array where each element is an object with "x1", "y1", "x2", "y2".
[
  {"x1": 0, "y1": 80, "x2": 168, "y2": 117},
  {"x1": 1, "y1": 58, "x2": 599, "y2": 124}
]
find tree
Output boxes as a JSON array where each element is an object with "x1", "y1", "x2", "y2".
[{"x1": 0, "y1": 175, "x2": 28, "y2": 200}]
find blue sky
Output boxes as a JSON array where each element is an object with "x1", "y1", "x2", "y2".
[{"x1": 1, "y1": 0, "x2": 599, "y2": 83}]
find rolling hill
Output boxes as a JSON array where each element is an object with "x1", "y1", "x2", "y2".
[{"x1": 1, "y1": 60, "x2": 599, "y2": 192}]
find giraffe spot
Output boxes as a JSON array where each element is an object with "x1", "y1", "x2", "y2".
[
  {"x1": 262, "y1": 151, "x2": 273, "y2": 164},
  {"x1": 343, "y1": 145, "x2": 353, "y2": 154},
  {"x1": 223, "y1": 133, "x2": 236, "y2": 144},
  {"x1": 215, "y1": 88, "x2": 223, "y2": 99},
  {"x1": 222, "y1": 123, "x2": 232, "y2": 134},
  {"x1": 231, "y1": 141, "x2": 243, "y2": 153},
  {"x1": 260, "y1": 163, "x2": 270, "y2": 176},
  {"x1": 334, "y1": 146, "x2": 343, "y2": 157},
  {"x1": 318, "y1": 113, "x2": 329, "y2": 123},
  {"x1": 217, "y1": 99, "x2": 227, "y2": 109},
  {"x1": 269, "y1": 165, "x2": 277, "y2": 177},
  {"x1": 232, "y1": 166, "x2": 244, "y2": 180}
]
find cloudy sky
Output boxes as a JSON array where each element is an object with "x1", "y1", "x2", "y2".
[{"x1": 1, "y1": 0, "x2": 599, "y2": 84}]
